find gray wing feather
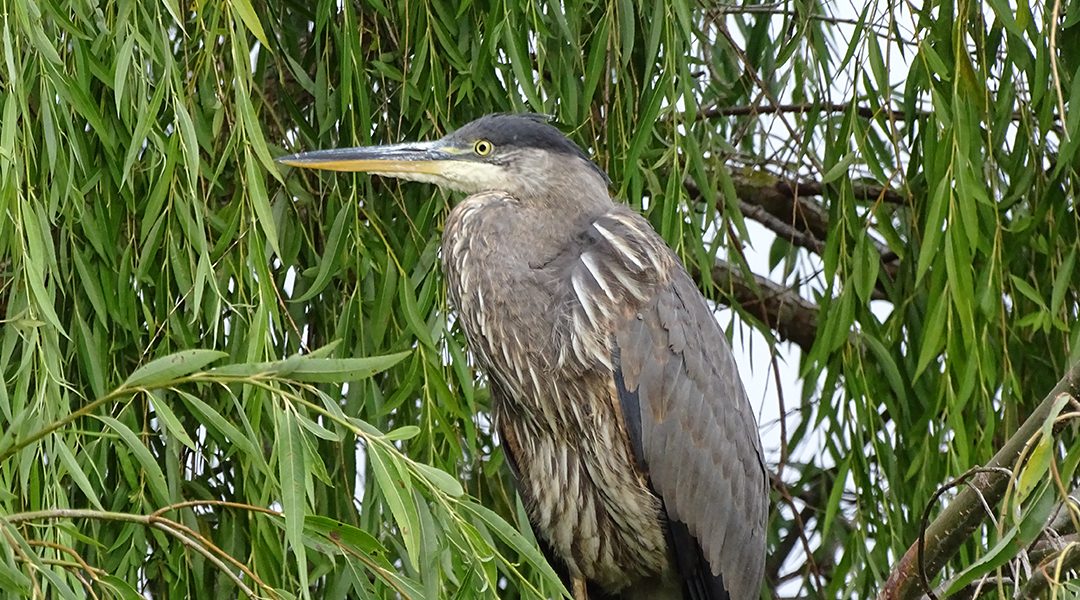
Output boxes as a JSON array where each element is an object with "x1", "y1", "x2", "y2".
[
  {"x1": 615, "y1": 264, "x2": 767, "y2": 600},
  {"x1": 564, "y1": 208, "x2": 766, "y2": 597}
]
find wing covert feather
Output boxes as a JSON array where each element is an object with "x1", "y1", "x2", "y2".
[{"x1": 615, "y1": 269, "x2": 767, "y2": 600}]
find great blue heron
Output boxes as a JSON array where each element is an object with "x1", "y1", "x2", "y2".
[{"x1": 278, "y1": 114, "x2": 767, "y2": 600}]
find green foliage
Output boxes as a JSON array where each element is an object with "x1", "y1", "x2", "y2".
[{"x1": 1, "y1": 0, "x2": 1079, "y2": 598}]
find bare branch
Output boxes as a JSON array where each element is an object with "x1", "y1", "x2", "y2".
[
  {"x1": 704, "y1": 259, "x2": 819, "y2": 353},
  {"x1": 701, "y1": 102, "x2": 905, "y2": 122},
  {"x1": 700, "y1": 101, "x2": 1061, "y2": 129},
  {"x1": 686, "y1": 173, "x2": 902, "y2": 299},
  {"x1": 686, "y1": 171, "x2": 905, "y2": 256},
  {"x1": 779, "y1": 176, "x2": 907, "y2": 207},
  {"x1": 738, "y1": 200, "x2": 825, "y2": 255},
  {"x1": 684, "y1": 176, "x2": 829, "y2": 246}
]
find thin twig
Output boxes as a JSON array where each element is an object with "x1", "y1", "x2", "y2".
[
  {"x1": 2, "y1": 508, "x2": 276, "y2": 599},
  {"x1": 25, "y1": 540, "x2": 101, "y2": 582},
  {"x1": 773, "y1": 477, "x2": 825, "y2": 592},
  {"x1": 1020, "y1": 541, "x2": 1080, "y2": 598},
  {"x1": 150, "y1": 519, "x2": 258, "y2": 598},
  {"x1": 1049, "y1": 0, "x2": 1069, "y2": 143},
  {"x1": 0, "y1": 385, "x2": 133, "y2": 462},
  {"x1": 150, "y1": 499, "x2": 283, "y2": 519}
]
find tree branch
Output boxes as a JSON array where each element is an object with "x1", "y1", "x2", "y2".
[
  {"x1": 701, "y1": 102, "x2": 905, "y2": 122},
  {"x1": 686, "y1": 173, "x2": 901, "y2": 300},
  {"x1": 878, "y1": 365, "x2": 1080, "y2": 600},
  {"x1": 1019, "y1": 540, "x2": 1080, "y2": 599},
  {"x1": 699, "y1": 101, "x2": 1061, "y2": 129},
  {"x1": 705, "y1": 259, "x2": 819, "y2": 353},
  {"x1": 738, "y1": 200, "x2": 824, "y2": 255},
  {"x1": 1030, "y1": 533, "x2": 1080, "y2": 566},
  {"x1": 687, "y1": 171, "x2": 905, "y2": 257}
]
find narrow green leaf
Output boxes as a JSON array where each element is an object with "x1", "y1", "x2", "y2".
[
  {"x1": 305, "y1": 516, "x2": 387, "y2": 556},
  {"x1": 985, "y1": 0, "x2": 1025, "y2": 37},
  {"x1": 159, "y1": 0, "x2": 185, "y2": 28},
  {"x1": 174, "y1": 99, "x2": 200, "y2": 188},
  {"x1": 861, "y1": 336, "x2": 906, "y2": 402},
  {"x1": 19, "y1": 203, "x2": 66, "y2": 332},
  {"x1": 822, "y1": 153, "x2": 857, "y2": 184},
  {"x1": 368, "y1": 444, "x2": 420, "y2": 568},
  {"x1": 1016, "y1": 435, "x2": 1051, "y2": 500},
  {"x1": 616, "y1": 0, "x2": 635, "y2": 68},
  {"x1": 287, "y1": 354, "x2": 411, "y2": 382},
  {"x1": 148, "y1": 391, "x2": 197, "y2": 450},
  {"x1": 37, "y1": 568, "x2": 81, "y2": 600},
  {"x1": 1051, "y1": 247, "x2": 1077, "y2": 313},
  {"x1": 246, "y1": 152, "x2": 280, "y2": 257},
  {"x1": 124, "y1": 349, "x2": 227, "y2": 388},
  {"x1": 1016, "y1": 394, "x2": 1072, "y2": 504},
  {"x1": 98, "y1": 416, "x2": 170, "y2": 506},
  {"x1": 641, "y1": 1, "x2": 664, "y2": 83},
  {"x1": 820, "y1": 457, "x2": 850, "y2": 537},
  {"x1": 208, "y1": 351, "x2": 410, "y2": 382},
  {"x1": 28, "y1": 24, "x2": 61, "y2": 65},
  {"x1": 942, "y1": 527, "x2": 1018, "y2": 595},
  {"x1": 228, "y1": 0, "x2": 270, "y2": 46},
  {"x1": 916, "y1": 178, "x2": 950, "y2": 282},
  {"x1": 305, "y1": 515, "x2": 427, "y2": 600},
  {"x1": 502, "y1": 26, "x2": 543, "y2": 109},
  {"x1": 582, "y1": 18, "x2": 611, "y2": 104},
  {"x1": 294, "y1": 411, "x2": 340, "y2": 441},
  {"x1": 915, "y1": 294, "x2": 949, "y2": 379},
  {"x1": 384, "y1": 425, "x2": 420, "y2": 441},
  {"x1": 1009, "y1": 274, "x2": 1047, "y2": 309},
  {"x1": 462, "y1": 500, "x2": 567, "y2": 594},
  {"x1": 411, "y1": 461, "x2": 464, "y2": 497},
  {"x1": 0, "y1": 559, "x2": 31, "y2": 596},
  {"x1": 852, "y1": 235, "x2": 880, "y2": 302},
  {"x1": 120, "y1": 80, "x2": 168, "y2": 184},
  {"x1": 114, "y1": 34, "x2": 135, "y2": 109},
  {"x1": 919, "y1": 43, "x2": 951, "y2": 80},
  {"x1": 176, "y1": 390, "x2": 266, "y2": 472},
  {"x1": 98, "y1": 575, "x2": 145, "y2": 600},
  {"x1": 399, "y1": 280, "x2": 435, "y2": 349},
  {"x1": 1017, "y1": 481, "x2": 1058, "y2": 544},
  {"x1": 53, "y1": 441, "x2": 104, "y2": 510},
  {"x1": 277, "y1": 409, "x2": 310, "y2": 593},
  {"x1": 295, "y1": 204, "x2": 351, "y2": 302},
  {"x1": 866, "y1": 35, "x2": 887, "y2": 93}
]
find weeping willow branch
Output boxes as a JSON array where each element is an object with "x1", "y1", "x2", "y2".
[
  {"x1": 2, "y1": 507, "x2": 276, "y2": 598},
  {"x1": 878, "y1": 362, "x2": 1080, "y2": 600}
]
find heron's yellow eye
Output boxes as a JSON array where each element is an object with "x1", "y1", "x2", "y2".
[{"x1": 474, "y1": 139, "x2": 494, "y2": 156}]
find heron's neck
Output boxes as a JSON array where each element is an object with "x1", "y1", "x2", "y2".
[{"x1": 523, "y1": 160, "x2": 613, "y2": 215}]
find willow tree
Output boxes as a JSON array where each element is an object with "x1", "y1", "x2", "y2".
[{"x1": 1, "y1": 0, "x2": 1078, "y2": 598}]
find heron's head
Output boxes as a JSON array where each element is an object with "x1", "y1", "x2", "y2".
[{"x1": 277, "y1": 114, "x2": 610, "y2": 201}]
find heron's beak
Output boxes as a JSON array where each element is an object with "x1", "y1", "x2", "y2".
[{"x1": 276, "y1": 140, "x2": 460, "y2": 176}]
